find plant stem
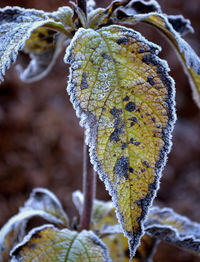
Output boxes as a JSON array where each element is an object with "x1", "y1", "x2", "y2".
[
  {"x1": 77, "y1": 0, "x2": 87, "y2": 18},
  {"x1": 79, "y1": 142, "x2": 96, "y2": 231}
]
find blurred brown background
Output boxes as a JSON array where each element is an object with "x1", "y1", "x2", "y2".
[{"x1": 0, "y1": 0, "x2": 200, "y2": 261}]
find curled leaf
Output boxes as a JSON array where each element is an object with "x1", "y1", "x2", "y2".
[
  {"x1": 10, "y1": 225, "x2": 111, "y2": 262},
  {"x1": 22, "y1": 187, "x2": 69, "y2": 226},
  {"x1": 0, "y1": 6, "x2": 66, "y2": 83},
  {"x1": 17, "y1": 28, "x2": 65, "y2": 83},
  {"x1": 65, "y1": 25, "x2": 175, "y2": 258},
  {"x1": 145, "y1": 206, "x2": 200, "y2": 255}
]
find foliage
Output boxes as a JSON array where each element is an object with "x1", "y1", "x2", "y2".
[{"x1": 0, "y1": 0, "x2": 200, "y2": 261}]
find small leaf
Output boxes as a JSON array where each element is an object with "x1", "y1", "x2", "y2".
[
  {"x1": 114, "y1": 9, "x2": 200, "y2": 108},
  {"x1": 22, "y1": 187, "x2": 69, "y2": 226},
  {"x1": 10, "y1": 225, "x2": 111, "y2": 262},
  {"x1": 145, "y1": 206, "x2": 200, "y2": 255},
  {"x1": 0, "y1": 6, "x2": 68, "y2": 83},
  {"x1": 0, "y1": 188, "x2": 68, "y2": 261},
  {"x1": 65, "y1": 25, "x2": 175, "y2": 258},
  {"x1": 17, "y1": 28, "x2": 65, "y2": 82}
]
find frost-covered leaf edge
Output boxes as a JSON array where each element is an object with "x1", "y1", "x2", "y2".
[
  {"x1": 10, "y1": 224, "x2": 112, "y2": 262},
  {"x1": 22, "y1": 187, "x2": 69, "y2": 226},
  {"x1": 64, "y1": 25, "x2": 176, "y2": 260},
  {"x1": 0, "y1": 6, "x2": 66, "y2": 83},
  {"x1": 145, "y1": 206, "x2": 200, "y2": 254}
]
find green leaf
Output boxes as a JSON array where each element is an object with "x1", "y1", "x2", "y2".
[
  {"x1": 0, "y1": 6, "x2": 69, "y2": 83},
  {"x1": 10, "y1": 225, "x2": 111, "y2": 262},
  {"x1": 145, "y1": 206, "x2": 200, "y2": 255},
  {"x1": 65, "y1": 25, "x2": 175, "y2": 258},
  {"x1": 0, "y1": 188, "x2": 68, "y2": 262},
  {"x1": 113, "y1": 7, "x2": 200, "y2": 108}
]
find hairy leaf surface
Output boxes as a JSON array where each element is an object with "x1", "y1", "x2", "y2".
[
  {"x1": 0, "y1": 6, "x2": 67, "y2": 83},
  {"x1": 11, "y1": 225, "x2": 111, "y2": 262},
  {"x1": 65, "y1": 25, "x2": 175, "y2": 257},
  {"x1": 0, "y1": 188, "x2": 68, "y2": 261},
  {"x1": 113, "y1": 7, "x2": 200, "y2": 108},
  {"x1": 145, "y1": 206, "x2": 200, "y2": 255}
]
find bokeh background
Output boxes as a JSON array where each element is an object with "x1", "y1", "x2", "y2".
[{"x1": 0, "y1": 0, "x2": 200, "y2": 261}]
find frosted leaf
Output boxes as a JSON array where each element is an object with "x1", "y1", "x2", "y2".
[
  {"x1": 87, "y1": 0, "x2": 96, "y2": 13},
  {"x1": 17, "y1": 29, "x2": 66, "y2": 83},
  {"x1": 10, "y1": 225, "x2": 111, "y2": 262},
  {"x1": 0, "y1": 6, "x2": 68, "y2": 83},
  {"x1": 145, "y1": 206, "x2": 200, "y2": 255},
  {"x1": 0, "y1": 210, "x2": 64, "y2": 262},
  {"x1": 22, "y1": 187, "x2": 69, "y2": 226},
  {"x1": 113, "y1": 9, "x2": 200, "y2": 108},
  {"x1": 0, "y1": 188, "x2": 68, "y2": 262},
  {"x1": 65, "y1": 25, "x2": 176, "y2": 258}
]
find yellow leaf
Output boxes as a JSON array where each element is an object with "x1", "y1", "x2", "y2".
[
  {"x1": 11, "y1": 225, "x2": 111, "y2": 262},
  {"x1": 65, "y1": 25, "x2": 175, "y2": 257},
  {"x1": 115, "y1": 11, "x2": 200, "y2": 108}
]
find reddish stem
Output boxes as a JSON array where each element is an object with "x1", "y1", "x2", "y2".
[{"x1": 79, "y1": 142, "x2": 96, "y2": 231}]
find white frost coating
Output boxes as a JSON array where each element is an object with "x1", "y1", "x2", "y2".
[
  {"x1": 0, "y1": 6, "x2": 63, "y2": 83},
  {"x1": 87, "y1": 0, "x2": 96, "y2": 13},
  {"x1": 0, "y1": 210, "x2": 63, "y2": 261},
  {"x1": 17, "y1": 34, "x2": 66, "y2": 83},
  {"x1": 132, "y1": 12, "x2": 200, "y2": 106},
  {"x1": 65, "y1": 24, "x2": 176, "y2": 260},
  {"x1": 22, "y1": 187, "x2": 69, "y2": 225},
  {"x1": 10, "y1": 224, "x2": 56, "y2": 257},
  {"x1": 10, "y1": 225, "x2": 111, "y2": 262},
  {"x1": 167, "y1": 14, "x2": 194, "y2": 36},
  {"x1": 145, "y1": 206, "x2": 200, "y2": 253}
]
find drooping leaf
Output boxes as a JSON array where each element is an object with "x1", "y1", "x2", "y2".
[
  {"x1": 0, "y1": 6, "x2": 69, "y2": 83},
  {"x1": 113, "y1": 8, "x2": 200, "y2": 108},
  {"x1": 65, "y1": 25, "x2": 175, "y2": 258},
  {"x1": 10, "y1": 225, "x2": 111, "y2": 262},
  {"x1": 145, "y1": 206, "x2": 200, "y2": 255},
  {"x1": 0, "y1": 188, "x2": 68, "y2": 262},
  {"x1": 17, "y1": 28, "x2": 66, "y2": 82},
  {"x1": 22, "y1": 187, "x2": 69, "y2": 226}
]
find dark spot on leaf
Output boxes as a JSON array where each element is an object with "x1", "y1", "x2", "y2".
[
  {"x1": 129, "y1": 167, "x2": 134, "y2": 173},
  {"x1": 110, "y1": 107, "x2": 122, "y2": 118},
  {"x1": 134, "y1": 141, "x2": 141, "y2": 146},
  {"x1": 81, "y1": 72, "x2": 88, "y2": 89},
  {"x1": 147, "y1": 76, "x2": 155, "y2": 86},
  {"x1": 114, "y1": 156, "x2": 129, "y2": 179},
  {"x1": 123, "y1": 95, "x2": 129, "y2": 101},
  {"x1": 129, "y1": 138, "x2": 134, "y2": 144},
  {"x1": 139, "y1": 48, "x2": 145, "y2": 53},
  {"x1": 110, "y1": 122, "x2": 125, "y2": 143},
  {"x1": 28, "y1": 244, "x2": 36, "y2": 250},
  {"x1": 125, "y1": 102, "x2": 135, "y2": 112},
  {"x1": 141, "y1": 168, "x2": 146, "y2": 173},
  {"x1": 152, "y1": 117, "x2": 156, "y2": 122},
  {"x1": 117, "y1": 37, "x2": 128, "y2": 45},
  {"x1": 101, "y1": 52, "x2": 112, "y2": 60},
  {"x1": 156, "y1": 124, "x2": 162, "y2": 128},
  {"x1": 121, "y1": 142, "x2": 127, "y2": 150},
  {"x1": 46, "y1": 36, "x2": 54, "y2": 43},
  {"x1": 38, "y1": 32, "x2": 45, "y2": 39},
  {"x1": 143, "y1": 161, "x2": 150, "y2": 168}
]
